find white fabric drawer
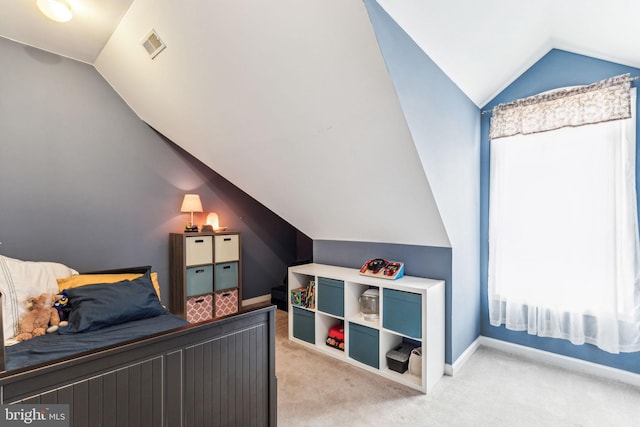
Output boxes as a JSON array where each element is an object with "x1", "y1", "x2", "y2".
[
  {"x1": 215, "y1": 234, "x2": 239, "y2": 263},
  {"x1": 185, "y1": 236, "x2": 213, "y2": 266}
]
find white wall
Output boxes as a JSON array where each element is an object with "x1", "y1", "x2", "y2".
[{"x1": 94, "y1": 0, "x2": 449, "y2": 248}]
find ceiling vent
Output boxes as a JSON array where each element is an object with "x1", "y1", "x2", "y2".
[{"x1": 142, "y1": 29, "x2": 166, "y2": 59}]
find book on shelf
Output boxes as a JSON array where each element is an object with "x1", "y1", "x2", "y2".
[
  {"x1": 291, "y1": 280, "x2": 316, "y2": 308},
  {"x1": 304, "y1": 280, "x2": 315, "y2": 309}
]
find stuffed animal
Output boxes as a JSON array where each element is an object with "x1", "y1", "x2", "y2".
[
  {"x1": 53, "y1": 290, "x2": 71, "y2": 322},
  {"x1": 15, "y1": 293, "x2": 68, "y2": 342}
]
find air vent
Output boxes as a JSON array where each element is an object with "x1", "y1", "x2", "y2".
[{"x1": 142, "y1": 29, "x2": 166, "y2": 59}]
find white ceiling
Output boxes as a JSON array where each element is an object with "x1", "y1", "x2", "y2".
[
  {"x1": 2, "y1": 0, "x2": 640, "y2": 105},
  {"x1": 376, "y1": 0, "x2": 640, "y2": 106},
  {"x1": 0, "y1": 0, "x2": 133, "y2": 64},
  {"x1": 3, "y1": 0, "x2": 640, "y2": 247}
]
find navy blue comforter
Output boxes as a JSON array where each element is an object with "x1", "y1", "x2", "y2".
[{"x1": 5, "y1": 313, "x2": 189, "y2": 371}]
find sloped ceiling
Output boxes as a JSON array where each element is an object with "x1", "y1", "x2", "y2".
[
  {"x1": 376, "y1": 0, "x2": 640, "y2": 106},
  {"x1": 0, "y1": 0, "x2": 133, "y2": 64},
  {"x1": 94, "y1": 0, "x2": 449, "y2": 247},
  {"x1": 3, "y1": 0, "x2": 640, "y2": 105},
  {"x1": 2, "y1": 0, "x2": 640, "y2": 246}
]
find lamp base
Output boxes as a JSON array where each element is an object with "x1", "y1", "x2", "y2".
[{"x1": 184, "y1": 225, "x2": 199, "y2": 232}]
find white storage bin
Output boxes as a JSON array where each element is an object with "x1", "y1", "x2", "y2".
[
  {"x1": 215, "y1": 234, "x2": 239, "y2": 263},
  {"x1": 185, "y1": 236, "x2": 213, "y2": 265}
]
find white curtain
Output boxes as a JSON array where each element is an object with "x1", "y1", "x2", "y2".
[{"x1": 488, "y1": 82, "x2": 640, "y2": 354}]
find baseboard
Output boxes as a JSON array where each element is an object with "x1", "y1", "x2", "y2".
[
  {"x1": 445, "y1": 338, "x2": 481, "y2": 376},
  {"x1": 242, "y1": 294, "x2": 271, "y2": 307},
  {"x1": 478, "y1": 336, "x2": 640, "y2": 388}
]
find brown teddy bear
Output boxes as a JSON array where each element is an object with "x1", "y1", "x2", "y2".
[{"x1": 15, "y1": 293, "x2": 67, "y2": 342}]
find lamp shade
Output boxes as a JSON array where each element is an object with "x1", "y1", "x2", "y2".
[{"x1": 180, "y1": 194, "x2": 203, "y2": 213}]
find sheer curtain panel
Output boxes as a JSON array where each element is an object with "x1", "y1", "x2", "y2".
[{"x1": 488, "y1": 75, "x2": 640, "y2": 353}]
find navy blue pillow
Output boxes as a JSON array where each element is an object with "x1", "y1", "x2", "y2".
[{"x1": 58, "y1": 275, "x2": 167, "y2": 334}]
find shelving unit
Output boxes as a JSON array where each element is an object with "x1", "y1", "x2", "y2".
[
  {"x1": 169, "y1": 232, "x2": 242, "y2": 323},
  {"x1": 288, "y1": 263, "x2": 445, "y2": 393}
]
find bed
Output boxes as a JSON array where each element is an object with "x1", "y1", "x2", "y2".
[{"x1": 0, "y1": 256, "x2": 277, "y2": 426}]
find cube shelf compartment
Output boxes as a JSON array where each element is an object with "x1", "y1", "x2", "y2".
[
  {"x1": 349, "y1": 322, "x2": 380, "y2": 369},
  {"x1": 288, "y1": 263, "x2": 445, "y2": 393},
  {"x1": 292, "y1": 306, "x2": 315, "y2": 344}
]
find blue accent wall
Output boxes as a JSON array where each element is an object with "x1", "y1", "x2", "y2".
[
  {"x1": 480, "y1": 49, "x2": 640, "y2": 373},
  {"x1": 0, "y1": 38, "x2": 304, "y2": 303},
  {"x1": 364, "y1": 0, "x2": 481, "y2": 364}
]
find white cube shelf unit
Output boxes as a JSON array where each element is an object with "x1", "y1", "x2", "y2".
[{"x1": 288, "y1": 263, "x2": 445, "y2": 393}]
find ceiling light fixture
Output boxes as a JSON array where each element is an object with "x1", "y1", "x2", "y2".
[{"x1": 37, "y1": 0, "x2": 73, "y2": 23}]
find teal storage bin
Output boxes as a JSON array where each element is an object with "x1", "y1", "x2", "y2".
[
  {"x1": 383, "y1": 289, "x2": 422, "y2": 338},
  {"x1": 349, "y1": 322, "x2": 379, "y2": 368},
  {"x1": 186, "y1": 265, "x2": 213, "y2": 296},
  {"x1": 293, "y1": 307, "x2": 315, "y2": 344},
  {"x1": 317, "y1": 277, "x2": 344, "y2": 317},
  {"x1": 214, "y1": 262, "x2": 239, "y2": 291}
]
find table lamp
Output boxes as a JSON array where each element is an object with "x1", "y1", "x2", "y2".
[{"x1": 180, "y1": 194, "x2": 203, "y2": 232}]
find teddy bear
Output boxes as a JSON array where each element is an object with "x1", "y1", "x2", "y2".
[{"x1": 15, "y1": 293, "x2": 68, "y2": 342}]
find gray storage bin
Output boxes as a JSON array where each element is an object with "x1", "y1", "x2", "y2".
[
  {"x1": 214, "y1": 262, "x2": 239, "y2": 290},
  {"x1": 293, "y1": 307, "x2": 315, "y2": 344},
  {"x1": 386, "y1": 343, "x2": 414, "y2": 373},
  {"x1": 383, "y1": 289, "x2": 422, "y2": 338},
  {"x1": 317, "y1": 277, "x2": 344, "y2": 317},
  {"x1": 349, "y1": 322, "x2": 379, "y2": 368},
  {"x1": 186, "y1": 265, "x2": 214, "y2": 296}
]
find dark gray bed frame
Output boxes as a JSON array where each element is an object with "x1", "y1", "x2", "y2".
[{"x1": 0, "y1": 304, "x2": 277, "y2": 427}]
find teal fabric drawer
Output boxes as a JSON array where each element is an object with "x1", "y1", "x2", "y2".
[
  {"x1": 186, "y1": 265, "x2": 213, "y2": 296},
  {"x1": 317, "y1": 277, "x2": 344, "y2": 317},
  {"x1": 214, "y1": 262, "x2": 238, "y2": 291},
  {"x1": 383, "y1": 289, "x2": 422, "y2": 338},
  {"x1": 293, "y1": 307, "x2": 315, "y2": 344},
  {"x1": 349, "y1": 322, "x2": 379, "y2": 368}
]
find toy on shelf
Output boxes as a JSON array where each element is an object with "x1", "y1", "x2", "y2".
[
  {"x1": 290, "y1": 287, "x2": 307, "y2": 307},
  {"x1": 291, "y1": 280, "x2": 315, "y2": 309},
  {"x1": 325, "y1": 324, "x2": 344, "y2": 351},
  {"x1": 359, "y1": 259, "x2": 404, "y2": 280}
]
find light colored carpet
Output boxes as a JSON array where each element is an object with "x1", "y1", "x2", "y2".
[{"x1": 274, "y1": 309, "x2": 640, "y2": 427}]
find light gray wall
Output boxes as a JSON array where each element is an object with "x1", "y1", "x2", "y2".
[{"x1": 0, "y1": 37, "x2": 302, "y2": 302}]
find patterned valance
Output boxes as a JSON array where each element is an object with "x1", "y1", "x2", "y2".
[{"x1": 489, "y1": 74, "x2": 632, "y2": 140}]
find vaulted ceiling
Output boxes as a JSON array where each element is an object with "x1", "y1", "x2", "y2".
[
  {"x1": 2, "y1": 0, "x2": 639, "y2": 246},
  {"x1": 4, "y1": 0, "x2": 639, "y2": 106}
]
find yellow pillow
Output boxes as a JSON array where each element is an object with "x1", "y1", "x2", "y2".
[
  {"x1": 57, "y1": 272, "x2": 161, "y2": 300},
  {"x1": 150, "y1": 272, "x2": 161, "y2": 299}
]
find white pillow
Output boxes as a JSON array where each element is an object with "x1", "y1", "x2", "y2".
[{"x1": 0, "y1": 255, "x2": 78, "y2": 341}]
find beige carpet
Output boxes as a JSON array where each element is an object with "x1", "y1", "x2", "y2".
[{"x1": 274, "y1": 309, "x2": 640, "y2": 427}]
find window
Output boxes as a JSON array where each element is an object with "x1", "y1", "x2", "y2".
[{"x1": 488, "y1": 76, "x2": 640, "y2": 354}]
